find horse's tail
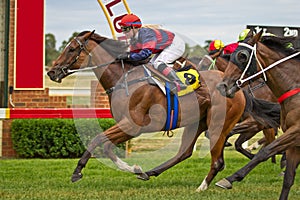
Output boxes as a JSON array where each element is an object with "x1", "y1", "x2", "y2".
[{"x1": 243, "y1": 90, "x2": 281, "y2": 128}]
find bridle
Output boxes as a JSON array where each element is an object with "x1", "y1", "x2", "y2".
[
  {"x1": 60, "y1": 37, "x2": 93, "y2": 75},
  {"x1": 60, "y1": 36, "x2": 116, "y2": 74},
  {"x1": 231, "y1": 42, "x2": 300, "y2": 88}
]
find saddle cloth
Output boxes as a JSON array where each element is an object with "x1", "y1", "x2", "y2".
[{"x1": 145, "y1": 66, "x2": 201, "y2": 97}]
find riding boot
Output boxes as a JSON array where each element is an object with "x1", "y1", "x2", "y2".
[{"x1": 157, "y1": 63, "x2": 187, "y2": 92}]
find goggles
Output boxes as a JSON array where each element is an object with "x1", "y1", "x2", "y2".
[{"x1": 121, "y1": 26, "x2": 132, "y2": 33}]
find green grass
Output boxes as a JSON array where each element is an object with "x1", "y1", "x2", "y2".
[{"x1": 1, "y1": 150, "x2": 299, "y2": 200}]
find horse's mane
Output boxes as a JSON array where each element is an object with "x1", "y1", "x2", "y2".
[
  {"x1": 78, "y1": 31, "x2": 129, "y2": 58},
  {"x1": 260, "y1": 36, "x2": 299, "y2": 57}
]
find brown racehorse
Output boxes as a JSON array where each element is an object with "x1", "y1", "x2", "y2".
[
  {"x1": 216, "y1": 30, "x2": 300, "y2": 200},
  {"x1": 198, "y1": 51, "x2": 279, "y2": 162},
  {"x1": 47, "y1": 30, "x2": 279, "y2": 191}
]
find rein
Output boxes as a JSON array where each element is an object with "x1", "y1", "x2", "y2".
[
  {"x1": 64, "y1": 37, "x2": 117, "y2": 74},
  {"x1": 236, "y1": 43, "x2": 300, "y2": 87},
  {"x1": 67, "y1": 60, "x2": 116, "y2": 73},
  {"x1": 202, "y1": 55, "x2": 216, "y2": 70}
]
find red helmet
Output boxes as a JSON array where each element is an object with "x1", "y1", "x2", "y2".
[{"x1": 119, "y1": 14, "x2": 142, "y2": 28}]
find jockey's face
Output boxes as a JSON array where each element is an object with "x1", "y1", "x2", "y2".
[
  {"x1": 126, "y1": 29, "x2": 135, "y2": 39},
  {"x1": 122, "y1": 27, "x2": 137, "y2": 39},
  {"x1": 121, "y1": 26, "x2": 131, "y2": 33}
]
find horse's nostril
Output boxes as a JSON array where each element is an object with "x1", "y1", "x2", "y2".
[
  {"x1": 47, "y1": 71, "x2": 54, "y2": 77},
  {"x1": 46, "y1": 71, "x2": 59, "y2": 82}
]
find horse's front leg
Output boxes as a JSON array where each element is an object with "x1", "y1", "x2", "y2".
[
  {"x1": 197, "y1": 93, "x2": 245, "y2": 191},
  {"x1": 71, "y1": 133, "x2": 104, "y2": 182},
  {"x1": 196, "y1": 132, "x2": 226, "y2": 191},
  {"x1": 279, "y1": 147, "x2": 300, "y2": 200},
  {"x1": 138, "y1": 122, "x2": 205, "y2": 181},
  {"x1": 215, "y1": 129, "x2": 298, "y2": 190}
]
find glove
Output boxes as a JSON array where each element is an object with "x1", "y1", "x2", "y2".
[{"x1": 116, "y1": 52, "x2": 130, "y2": 60}]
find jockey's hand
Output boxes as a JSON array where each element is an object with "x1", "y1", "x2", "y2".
[{"x1": 116, "y1": 52, "x2": 130, "y2": 60}]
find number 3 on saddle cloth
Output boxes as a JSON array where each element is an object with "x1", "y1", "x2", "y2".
[{"x1": 164, "y1": 68, "x2": 201, "y2": 134}]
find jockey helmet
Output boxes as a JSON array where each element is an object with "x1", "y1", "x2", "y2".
[
  {"x1": 238, "y1": 29, "x2": 251, "y2": 42},
  {"x1": 119, "y1": 14, "x2": 142, "y2": 28},
  {"x1": 209, "y1": 40, "x2": 224, "y2": 51}
]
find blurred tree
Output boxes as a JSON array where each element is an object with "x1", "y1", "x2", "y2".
[
  {"x1": 45, "y1": 33, "x2": 60, "y2": 67},
  {"x1": 204, "y1": 40, "x2": 213, "y2": 51},
  {"x1": 185, "y1": 43, "x2": 208, "y2": 61},
  {"x1": 58, "y1": 32, "x2": 79, "y2": 52},
  {"x1": 189, "y1": 44, "x2": 208, "y2": 58}
]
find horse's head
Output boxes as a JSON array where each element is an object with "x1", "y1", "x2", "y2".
[
  {"x1": 217, "y1": 30, "x2": 263, "y2": 98},
  {"x1": 198, "y1": 50, "x2": 222, "y2": 71},
  {"x1": 47, "y1": 30, "x2": 96, "y2": 83}
]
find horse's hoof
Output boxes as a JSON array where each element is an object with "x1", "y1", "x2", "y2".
[
  {"x1": 71, "y1": 173, "x2": 83, "y2": 182},
  {"x1": 133, "y1": 165, "x2": 143, "y2": 174},
  {"x1": 278, "y1": 171, "x2": 285, "y2": 177},
  {"x1": 137, "y1": 172, "x2": 150, "y2": 181},
  {"x1": 215, "y1": 178, "x2": 232, "y2": 189},
  {"x1": 196, "y1": 176, "x2": 208, "y2": 192}
]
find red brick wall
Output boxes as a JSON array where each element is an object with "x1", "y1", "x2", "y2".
[
  {"x1": 1, "y1": 0, "x2": 110, "y2": 157},
  {"x1": 2, "y1": 120, "x2": 15, "y2": 157},
  {"x1": 12, "y1": 88, "x2": 67, "y2": 108},
  {"x1": 90, "y1": 80, "x2": 110, "y2": 108}
]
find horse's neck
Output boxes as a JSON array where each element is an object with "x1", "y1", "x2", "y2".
[
  {"x1": 264, "y1": 66, "x2": 295, "y2": 98},
  {"x1": 258, "y1": 45, "x2": 300, "y2": 97},
  {"x1": 216, "y1": 57, "x2": 228, "y2": 72},
  {"x1": 93, "y1": 63, "x2": 133, "y2": 91}
]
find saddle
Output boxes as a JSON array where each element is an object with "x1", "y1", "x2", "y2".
[{"x1": 144, "y1": 58, "x2": 201, "y2": 97}]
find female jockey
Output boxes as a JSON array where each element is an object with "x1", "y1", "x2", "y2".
[{"x1": 118, "y1": 13, "x2": 187, "y2": 92}]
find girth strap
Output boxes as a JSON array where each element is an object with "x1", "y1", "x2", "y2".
[{"x1": 164, "y1": 82, "x2": 179, "y2": 133}]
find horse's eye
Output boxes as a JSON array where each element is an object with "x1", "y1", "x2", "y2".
[
  {"x1": 236, "y1": 50, "x2": 250, "y2": 63},
  {"x1": 69, "y1": 47, "x2": 75, "y2": 52}
]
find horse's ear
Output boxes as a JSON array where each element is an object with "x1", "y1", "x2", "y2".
[
  {"x1": 251, "y1": 30, "x2": 263, "y2": 44},
  {"x1": 87, "y1": 30, "x2": 95, "y2": 40},
  {"x1": 217, "y1": 48, "x2": 224, "y2": 56}
]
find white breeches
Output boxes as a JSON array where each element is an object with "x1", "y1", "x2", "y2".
[{"x1": 150, "y1": 34, "x2": 186, "y2": 69}]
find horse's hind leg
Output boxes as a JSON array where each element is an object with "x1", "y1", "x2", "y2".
[
  {"x1": 279, "y1": 147, "x2": 300, "y2": 200},
  {"x1": 234, "y1": 131, "x2": 257, "y2": 159},
  {"x1": 226, "y1": 116, "x2": 262, "y2": 159},
  {"x1": 262, "y1": 128, "x2": 277, "y2": 163}
]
